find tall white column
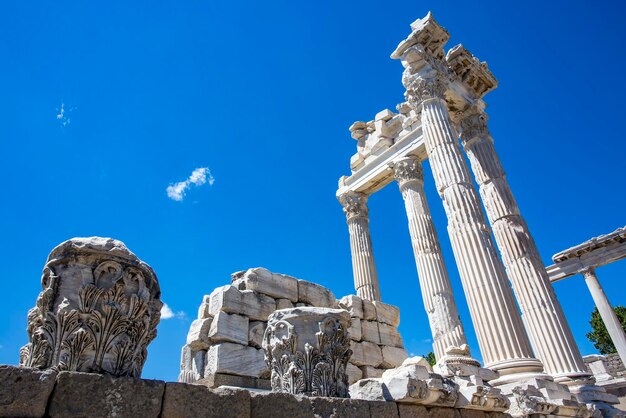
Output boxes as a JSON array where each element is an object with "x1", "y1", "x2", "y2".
[
  {"x1": 392, "y1": 156, "x2": 474, "y2": 363},
  {"x1": 405, "y1": 74, "x2": 546, "y2": 384},
  {"x1": 582, "y1": 268, "x2": 626, "y2": 365},
  {"x1": 339, "y1": 191, "x2": 382, "y2": 301},
  {"x1": 459, "y1": 110, "x2": 590, "y2": 383}
]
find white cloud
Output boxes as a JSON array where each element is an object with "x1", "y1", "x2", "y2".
[
  {"x1": 56, "y1": 102, "x2": 75, "y2": 127},
  {"x1": 160, "y1": 303, "x2": 186, "y2": 320},
  {"x1": 167, "y1": 167, "x2": 214, "y2": 201}
]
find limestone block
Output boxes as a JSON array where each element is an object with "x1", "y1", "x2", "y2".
[
  {"x1": 398, "y1": 404, "x2": 430, "y2": 418},
  {"x1": 161, "y1": 383, "x2": 251, "y2": 418},
  {"x1": 426, "y1": 407, "x2": 461, "y2": 418},
  {"x1": 370, "y1": 401, "x2": 400, "y2": 418},
  {"x1": 208, "y1": 285, "x2": 244, "y2": 316},
  {"x1": 297, "y1": 280, "x2": 337, "y2": 308},
  {"x1": 381, "y1": 365, "x2": 457, "y2": 406},
  {"x1": 205, "y1": 342, "x2": 267, "y2": 378},
  {"x1": 349, "y1": 378, "x2": 387, "y2": 401},
  {"x1": 248, "y1": 321, "x2": 266, "y2": 348},
  {"x1": 209, "y1": 312, "x2": 249, "y2": 345},
  {"x1": 197, "y1": 302, "x2": 211, "y2": 319},
  {"x1": 295, "y1": 302, "x2": 311, "y2": 307},
  {"x1": 276, "y1": 298, "x2": 294, "y2": 310},
  {"x1": 249, "y1": 392, "x2": 313, "y2": 418},
  {"x1": 373, "y1": 301, "x2": 401, "y2": 326},
  {"x1": 361, "y1": 366, "x2": 385, "y2": 379},
  {"x1": 346, "y1": 362, "x2": 363, "y2": 384},
  {"x1": 47, "y1": 371, "x2": 165, "y2": 418},
  {"x1": 192, "y1": 351, "x2": 206, "y2": 381},
  {"x1": 379, "y1": 322, "x2": 404, "y2": 348},
  {"x1": 308, "y1": 397, "x2": 370, "y2": 418},
  {"x1": 338, "y1": 294, "x2": 364, "y2": 319},
  {"x1": 402, "y1": 356, "x2": 432, "y2": 370},
  {"x1": 198, "y1": 373, "x2": 257, "y2": 389},
  {"x1": 349, "y1": 317, "x2": 362, "y2": 341},
  {"x1": 233, "y1": 267, "x2": 298, "y2": 302},
  {"x1": 363, "y1": 299, "x2": 377, "y2": 320},
  {"x1": 361, "y1": 320, "x2": 381, "y2": 344},
  {"x1": 350, "y1": 340, "x2": 383, "y2": 367},
  {"x1": 382, "y1": 346, "x2": 409, "y2": 368},
  {"x1": 241, "y1": 290, "x2": 276, "y2": 321},
  {"x1": 187, "y1": 318, "x2": 213, "y2": 350},
  {"x1": 0, "y1": 365, "x2": 57, "y2": 418}
]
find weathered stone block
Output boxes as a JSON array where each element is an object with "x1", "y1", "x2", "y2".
[
  {"x1": 207, "y1": 285, "x2": 276, "y2": 321},
  {"x1": 363, "y1": 299, "x2": 377, "y2": 320},
  {"x1": 398, "y1": 404, "x2": 430, "y2": 418},
  {"x1": 339, "y1": 295, "x2": 364, "y2": 319},
  {"x1": 0, "y1": 366, "x2": 57, "y2": 418},
  {"x1": 241, "y1": 290, "x2": 276, "y2": 321},
  {"x1": 369, "y1": 401, "x2": 400, "y2": 418},
  {"x1": 460, "y1": 410, "x2": 487, "y2": 418},
  {"x1": 205, "y1": 342, "x2": 267, "y2": 378},
  {"x1": 187, "y1": 318, "x2": 213, "y2": 350},
  {"x1": 373, "y1": 301, "x2": 401, "y2": 326},
  {"x1": 381, "y1": 346, "x2": 408, "y2": 368},
  {"x1": 197, "y1": 302, "x2": 210, "y2": 319},
  {"x1": 426, "y1": 406, "x2": 461, "y2": 418},
  {"x1": 297, "y1": 280, "x2": 337, "y2": 308},
  {"x1": 309, "y1": 397, "x2": 370, "y2": 418},
  {"x1": 349, "y1": 317, "x2": 362, "y2": 341},
  {"x1": 249, "y1": 392, "x2": 313, "y2": 418},
  {"x1": 209, "y1": 311, "x2": 249, "y2": 345},
  {"x1": 361, "y1": 320, "x2": 381, "y2": 344},
  {"x1": 349, "y1": 378, "x2": 387, "y2": 401},
  {"x1": 295, "y1": 302, "x2": 311, "y2": 307},
  {"x1": 233, "y1": 267, "x2": 298, "y2": 302},
  {"x1": 197, "y1": 373, "x2": 257, "y2": 389},
  {"x1": 346, "y1": 362, "x2": 363, "y2": 384},
  {"x1": 161, "y1": 383, "x2": 251, "y2": 418},
  {"x1": 47, "y1": 371, "x2": 164, "y2": 418},
  {"x1": 208, "y1": 285, "x2": 243, "y2": 316},
  {"x1": 379, "y1": 323, "x2": 404, "y2": 348},
  {"x1": 361, "y1": 365, "x2": 385, "y2": 379},
  {"x1": 350, "y1": 340, "x2": 383, "y2": 367},
  {"x1": 248, "y1": 321, "x2": 266, "y2": 348},
  {"x1": 276, "y1": 298, "x2": 294, "y2": 310}
]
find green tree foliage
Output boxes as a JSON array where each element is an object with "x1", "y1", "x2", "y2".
[
  {"x1": 586, "y1": 306, "x2": 626, "y2": 355},
  {"x1": 424, "y1": 351, "x2": 436, "y2": 366}
]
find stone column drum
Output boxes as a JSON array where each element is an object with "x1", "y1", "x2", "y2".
[
  {"x1": 262, "y1": 307, "x2": 352, "y2": 397},
  {"x1": 20, "y1": 237, "x2": 162, "y2": 377},
  {"x1": 392, "y1": 156, "x2": 474, "y2": 364},
  {"x1": 338, "y1": 191, "x2": 382, "y2": 301},
  {"x1": 403, "y1": 73, "x2": 545, "y2": 384},
  {"x1": 460, "y1": 110, "x2": 590, "y2": 383}
]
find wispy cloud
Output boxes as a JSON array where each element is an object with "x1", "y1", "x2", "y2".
[
  {"x1": 166, "y1": 167, "x2": 215, "y2": 201},
  {"x1": 161, "y1": 303, "x2": 186, "y2": 320},
  {"x1": 56, "y1": 102, "x2": 75, "y2": 127}
]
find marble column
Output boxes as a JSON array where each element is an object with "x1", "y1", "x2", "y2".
[
  {"x1": 582, "y1": 268, "x2": 626, "y2": 365},
  {"x1": 405, "y1": 74, "x2": 545, "y2": 384},
  {"x1": 392, "y1": 156, "x2": 473, "y2": 363},
  {"x1": 339, "y1": 191, "x2": 382, "y2": 301},
  {"x1": 459, "y1": 110, "x2": 590, "y2": 383}
]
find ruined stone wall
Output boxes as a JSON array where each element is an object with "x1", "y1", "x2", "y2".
[
  {"x1": 605, "y1": 354, "x2": 626, "y2": 379},
  {"x1": 179, "y1": 267, "x2": 408, "y2": 388},
  {"x1": 0, "y1": 365, "x2": 513, "y2": 418}
]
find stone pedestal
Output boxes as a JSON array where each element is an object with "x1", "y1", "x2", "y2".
[
  {"x1": 19, "y1": 237, "x2": 162, "y2": 377},
  {"x1": 262, "y1": 307, "x2": 352, "y2": 397}
]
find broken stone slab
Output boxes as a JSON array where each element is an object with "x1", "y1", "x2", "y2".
[
  {"x1": 363, "y1": 299, "x2": 377, "y2": 321},
  {"x1": 451, "y1": 374, "x2": 510, "y2": 411},
  {"x1": 349, "y1": 317, "x2": 362, "y2": 341},
  {"x1": 349, "y1": 378, "x2": 389, "y2": 402},
  {"x1": 276, "y1": 298, "x2": 294, "y2": 310},
  {"x1": 361, "y1": 366, "x2": 385, "y2": 379},
  {"x1": 161, "y1": 383, "x2": 251, "y2": 418},
  {"x1": 402, "y1": 356, "x2": 433, "y2": 371},
  {"x1": 350, "y1": 340, "x2": 383, "y2": 367},
  {"x1": 373, "y1": 301, "x2": 401, "y2": 326},
  {"x1": 209, "y1": 311, "x2": 249, "y2": 345},
  {"x1": 379, "y1": 322, "x2": 404, "y2": 348},
  {"x1": 204, "y1": 342, "x2": 267, "y2": 378},
  {"x1": 187, "y1": 318, "x2": 213, "y2": 350},
  {"x1": 338, "y1": 295, "x2": 364, "y2": 319},
  {"x1": 47, "y1": 371, "x2": 165, "y2": 418},
  {"x1": 382, "y1": 346, "x2": 409, "y2": 368},
  {"x1": 0, "y1": 365, "x2": 57, "y2": 418},
  {"x1": 297, "y1": 280, "x2": 337, "y2": 308},
  {"x1": 346, "y1": 362, "x2": 363, "y2": 384},
  {"x1": 361, "y1": 320, "x2": 381, "y2": 344},
  {"x1": 233, "y1": 267, "x2": 298, "y2": 302},
  {"x1": 197, "y1": 373, "x2": 262, "y2": 389},
  {"x1": 381, "y1": 365, "x2": 458, "y2": 406},
  {"x1": 248, "y1": 321, "x2": 266, "y2": 349}
]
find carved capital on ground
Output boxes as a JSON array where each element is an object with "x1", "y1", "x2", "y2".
[
  {"x1": 338, "y1": 191, "x2": 369, "y2": 221},
  {"x1": 392, "y1": 157, "x2": 424, "y2": 186},
  {"x1": 459, "y1": 110, "x2": 489, "y2": 145}
]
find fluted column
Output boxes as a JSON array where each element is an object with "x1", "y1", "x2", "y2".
[
  {"x1": 339, "y1": 191, "x2": 382, "y2": 301},
  {"x1": 405, "y1": 74, "x2": 546, "y2": 384},
  {"x1": 459, "y1": 110, "x2": 590, "y2": 383},
  {"x1": 392, "y1": 156, "x2": 474, "y2": 363}
]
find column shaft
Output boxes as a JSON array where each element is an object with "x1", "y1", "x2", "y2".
[
  {"x1": 583, "y1": 268, "x2": 626, "y2": 365},
  {"x1": 339, "y1": 191, "x2": 381, "y2": 301},
  {"x1": 460, "y1": 112, "x2": 590, "y2": 382},
  {"x1": 393, "y1": 157, "x2": 469, "y2": 361}
]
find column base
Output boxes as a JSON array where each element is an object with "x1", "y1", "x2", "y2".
[
  {"x1": 568, "y1": 381, "x2": 625, "y2": 417},
  {"x1": 486, "y1": 358, "x2": 551, "y2": 386}
]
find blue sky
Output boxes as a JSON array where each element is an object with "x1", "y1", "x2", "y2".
[{"x1": 1, "y1": 1, "x2": 625, "y2": 382}]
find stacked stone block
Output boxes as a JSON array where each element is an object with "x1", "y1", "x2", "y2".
[{"x1": 179, "y1": 267, "x2": 407, "y2": 388}]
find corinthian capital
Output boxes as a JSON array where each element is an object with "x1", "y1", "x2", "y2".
[
  {"x1": 459, "y1": 111, "x2": 489, "y2": 145},
  {"x1": 392, "y1": 157, "x2": 424, "y2": 185},
  {"x1": 338, "y1": 191, "x2": 369, "y2": 221},
  {"x1": 404, "y1": 73, "x2": 447, "y2": 109}
]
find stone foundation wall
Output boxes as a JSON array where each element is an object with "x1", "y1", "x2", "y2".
[
  {"x1": 179, "y1": 267, "x2": 408, "y2": 388},
  {"x1": 605, "y1": 354, "x2": 626, "y2": 378},
  {"x1": 0, "y1": 365, "x2": 512, "y2": 418}
]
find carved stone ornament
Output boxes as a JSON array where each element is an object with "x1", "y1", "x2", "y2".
[
  {"x1": 262, "y1": 307, "x2": 352, "y2": 398},
  {"x1": 338, "y1": 191, "x2": 369, "y2": 221},
  {"x1": 392, "y1": 156, "x2": 424, "y2": 185},
  {"x1": 459, "y1": 111, "x2": 489, "y2": 144},
  {"x1": 404, "y1": 73, "x2": 447, "y2": 109},
  {"x1": 20, "y1": 237, "x2": 162, "y2": 377}
]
